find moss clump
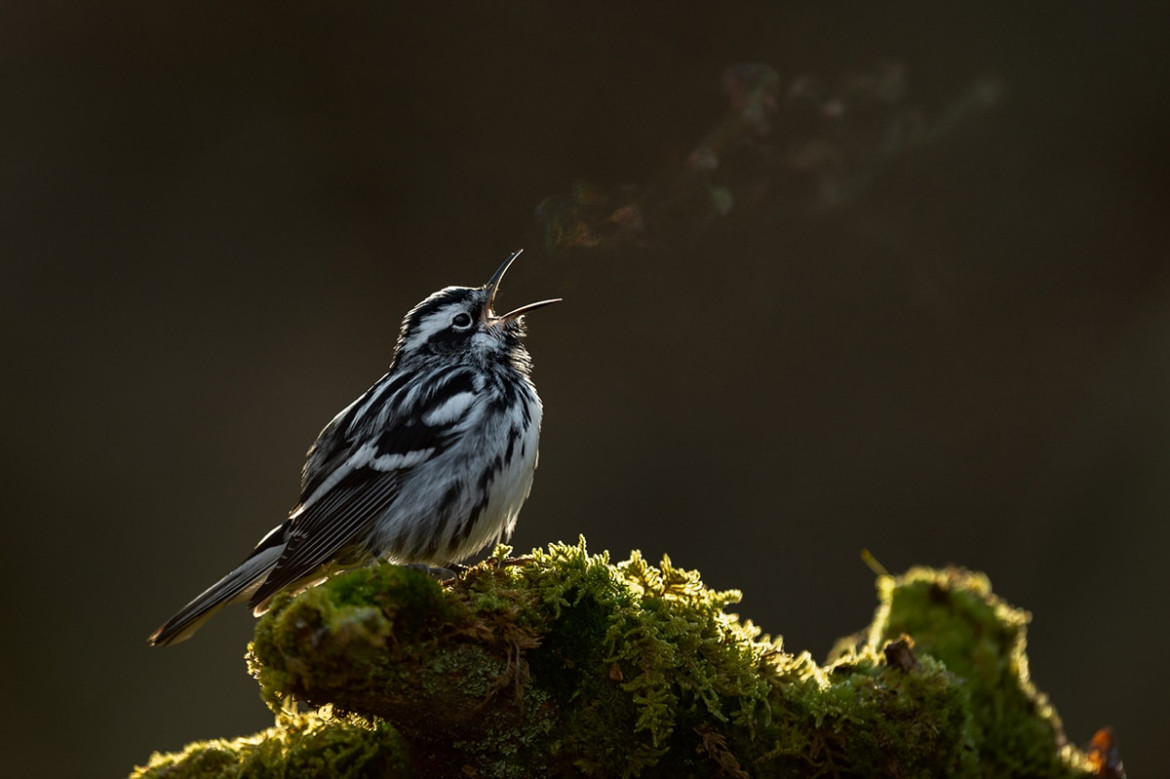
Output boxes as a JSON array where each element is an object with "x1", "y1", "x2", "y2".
[
  {"x1": 134, "y1": 539, "x2": 1101, "y2": 778},
  {"x1": 864, "y1": 567, "x2": 1088, "y2": 777},
  {"x1": 129, "y1": 707, "x2": 411, "y2": 779}
]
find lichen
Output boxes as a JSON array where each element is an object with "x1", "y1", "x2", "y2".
[{"x1": 133, "y1": 539, "x2": 1101, "y2": 778}]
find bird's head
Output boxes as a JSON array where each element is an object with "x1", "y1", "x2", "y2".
[{"x1": 393, "y1": 250, "x2": 560, "y2": 370}]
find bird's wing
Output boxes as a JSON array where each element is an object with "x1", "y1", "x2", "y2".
[
  {"x1": 248, "y1": 466, "x2": 404, "y2": 609},
  {"x1": 249, "y1": 368, "x2": 478, "y2": 609},
  {"x1": 299, "y1": 367, "x2": 475, "y2": 498},
  {"x1": 297, "y1": 370, "x2": 406, "y2": 500}
]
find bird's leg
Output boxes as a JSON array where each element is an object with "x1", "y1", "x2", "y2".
[
  {"x1": 499, "y1": 556, "x2": 533, "y2": 567},
  {"x1": 403, "y1": 563, "x2": 460, "y2": 581}
]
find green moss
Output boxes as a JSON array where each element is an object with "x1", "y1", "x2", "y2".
[
  {"x1": 134, "y1": 540, "x2": 1099, "y2": 778},
  {"x1": 248, "y1": 563, "x2": 470, "y2": 716},
  {"x1": 772, "y1": 647, "x2": 977, "y2": 776},
  {"x1": 864, "y1": 567, "x2": 1090, "y2": 778},
  {"x1": 129, "y1": 708, "x2": 411, "y2": 779}
]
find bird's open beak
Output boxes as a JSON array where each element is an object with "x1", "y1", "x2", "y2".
[{"x1": 483, "y1": 249, "x2": 562, "y2": 324}]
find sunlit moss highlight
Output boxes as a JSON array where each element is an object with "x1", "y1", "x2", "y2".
[{"x1": 130, "y1": 707, "x2": 410, "y2": 779}]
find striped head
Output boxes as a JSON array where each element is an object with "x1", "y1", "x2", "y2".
[{"x1": 392, "y1": 251, "x2": 560, "y2": 372}]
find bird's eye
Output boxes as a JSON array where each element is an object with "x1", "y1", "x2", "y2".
[{"x1": 452, "y1": 312, "x2": 473, "y2": 329}]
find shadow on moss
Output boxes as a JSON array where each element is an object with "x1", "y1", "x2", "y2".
[{"x1": 132, "y1": 538, "x2": 1101, "y2": 778}]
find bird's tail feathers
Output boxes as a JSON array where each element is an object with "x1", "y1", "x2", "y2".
[{"x1": 148, "y1": 530, "x2": 288, "y2": 646}]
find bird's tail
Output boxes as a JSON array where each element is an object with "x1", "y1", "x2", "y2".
[{"x1": 148, "y1": 520, "x2": 292, "y2": 646}]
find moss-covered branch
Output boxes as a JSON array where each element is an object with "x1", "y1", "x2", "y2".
[{"x1": 132, "y1": 539, "x2": 1103, "y2": 778}]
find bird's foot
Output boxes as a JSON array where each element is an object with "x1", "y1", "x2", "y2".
[
  {"x1": 498, "y1": 556, "x2": 532, "y2": 567},
  {"x1": 403, "y1": 563, "x2": 460, "y2": 581}
]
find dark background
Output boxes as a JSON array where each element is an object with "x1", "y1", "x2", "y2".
[{"x1": 3, "y1": 3, "x2": 1167, "y2": 776}]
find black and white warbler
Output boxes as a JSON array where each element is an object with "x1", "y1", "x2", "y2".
[{"x1": 149, "y1": 251, "x2": 559, "y2": 646}]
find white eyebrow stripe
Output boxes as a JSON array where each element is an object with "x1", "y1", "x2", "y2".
[{"x1": 405, "y1": 311, "x2": 453, "y2": 350}]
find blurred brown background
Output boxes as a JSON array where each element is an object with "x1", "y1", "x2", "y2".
[{"x1": 2, "y1": 3, "x2": 1167, "y2": 776}]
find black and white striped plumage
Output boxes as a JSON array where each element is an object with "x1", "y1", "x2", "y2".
[{"x1": 149, "y1": 251, "x2": 559, "y2": 646}]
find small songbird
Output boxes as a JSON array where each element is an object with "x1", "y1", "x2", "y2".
[{"x1": 150, "y1": 251, "x2": 559, "y2": 645}]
